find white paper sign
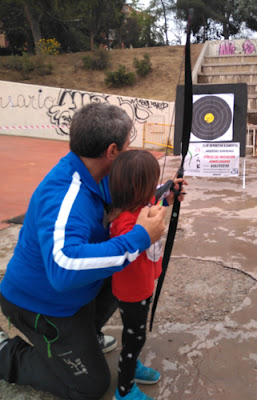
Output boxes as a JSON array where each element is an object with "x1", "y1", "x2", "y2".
[{"x1": 184, "y1": 142, "x2": 240, "y2": 177}]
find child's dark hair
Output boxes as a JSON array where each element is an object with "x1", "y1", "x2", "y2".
[{"x1": 109, "y1": 150, "x2": 160, "y2": 216}]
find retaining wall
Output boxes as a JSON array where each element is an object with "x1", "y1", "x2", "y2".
[{"x1": 0, "y1": 80, "x2": 174, "y2": 148}]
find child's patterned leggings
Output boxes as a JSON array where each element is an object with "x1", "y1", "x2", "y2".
[{"x1": 117, "y1": 296, "x2": 152, "y2": 396}]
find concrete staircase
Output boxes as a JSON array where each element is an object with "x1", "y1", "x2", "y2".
[
  {"x1": 197, "y1": 53, "x2": 257, "y2": 125},
  {"x1": 191, "y1": 40, "x2": 257, "y2": 156}
]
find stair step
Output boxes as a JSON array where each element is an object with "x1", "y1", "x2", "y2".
[
  {"x1": 248, "y1": 98, "x2": 257, "y2": 108},
  {"x1": 247, "y1": 84, "x2": 257, "y2": 94},
  {"x1": 199, "y1": 71, "x2": 257, "y2": 76},
  {"x1": 203, "y1": 62, "x2": 257, "y2": 67},
  {"x1": 204, "y1": 55, "x2": 257, "y2": 64},
  {"x1": 202, "y1": 63, "x2": 257, "y2": 73},
  {"x1": 198, "y1": 73, "x2": 257, "y2": 84}
]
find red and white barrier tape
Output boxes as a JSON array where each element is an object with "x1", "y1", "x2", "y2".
[{"x1": 0, "y1": 125, "x2": 70, "y2": 130}]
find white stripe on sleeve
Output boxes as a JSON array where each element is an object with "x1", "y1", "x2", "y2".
[{"x1": 53, "y1": 172, "x2": 139, "y2": 271}]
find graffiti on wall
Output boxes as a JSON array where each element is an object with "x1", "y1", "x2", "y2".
[
  {"x1": 0, "y1": 86, "x2": 169, "y2": 144},
  {"x1": 47, "y1": 89, "x2": 169, "y2": 142},
  {"x1": 218, "y1": 39, "x2": 256, "y2": 55},
  {"x1": 0, "y1": 89, "x2": 56, "y2": 109}
]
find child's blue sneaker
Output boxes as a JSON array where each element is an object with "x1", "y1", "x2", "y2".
[
  {"x1": 135, "y1": 359, "x2": 161, "y2": 385},
  {"x1": 113, "y1": 382, "x2": 154, "y2": 400}
]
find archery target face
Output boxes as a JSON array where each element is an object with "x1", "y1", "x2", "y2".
[{"x1": 190, "y1": 93, "x2": 234, "y2": 142}]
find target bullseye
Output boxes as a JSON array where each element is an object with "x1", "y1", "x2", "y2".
[{"x1": 204, "y1": 113, "x2": 214, "y2": 123}]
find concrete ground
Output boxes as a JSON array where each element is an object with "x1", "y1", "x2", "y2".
[{"x1": 0, "y1": 136, "x2": 257, "y2": 399}]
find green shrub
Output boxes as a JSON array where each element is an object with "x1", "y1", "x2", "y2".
[
  {"x1": 1, "y1": 53, "x2": 53, "y2": 79},
  {"x1": 105, "y1": 65, "x2": 136, "y2": 87},
  {"x1": 1, "y1": 53, "x2": 34, "y2": 79},
  {"x1": 1, "y1": 55, "x2": 22, "y2": 70},
  {"x1": 82, "y1": 49, "x2": 110, "y2": 70},
  {"x1": 33, "y1": 56, "x2": 53, "y2": 76},
  {"x1": 35, "y1": 62, "x2": 53, "y2": 76},
  {"x1": 133, "y1": 53, "x2": 152, "y2": 77}
]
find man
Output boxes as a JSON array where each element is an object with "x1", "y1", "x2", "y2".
[{"x1": 0, "y1": 103, "x2": 168, "y2": 400}]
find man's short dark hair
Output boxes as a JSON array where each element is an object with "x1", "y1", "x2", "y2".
[{"x1": 70, "y1": 103, "x2": 133, "y2": 158}]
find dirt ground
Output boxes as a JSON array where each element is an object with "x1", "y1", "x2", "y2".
[{"x1": 0, "y1": 44, "x2": 203, "y2": 102}]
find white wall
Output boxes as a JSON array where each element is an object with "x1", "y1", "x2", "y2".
[
  {"x1": 0, "y1": 80, "x2": 174, "y2": 148},
  {"x1": 207, "y1": 38, "x2": 257, "y2": 56}
]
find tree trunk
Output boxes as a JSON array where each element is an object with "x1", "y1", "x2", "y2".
[
  {"x1": 24, "y1": 3, "x2": 43, "y2": 54},
  {"x1": 90, "y1": 31, "x2": 95, "y2": 50},
  {"x1": 223, "y1": 22, "x2": 229, "y2": 39},
  {"x1": 160, "y1": 0, "x2": 169, "y2": 45}
]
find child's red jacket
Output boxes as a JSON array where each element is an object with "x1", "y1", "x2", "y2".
[{"x1": 110, "y1": 208, "x2": 162, "y2": 302}]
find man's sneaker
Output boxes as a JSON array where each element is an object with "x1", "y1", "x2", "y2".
[
  {"x1": 135, "y1": 359, "x2": 161, "y2": 385},
  {"x1": 113, "y1": 382, "x2": 154, "y2": 400},
  {"x1": 0, "y1": 327, "x2": 9, "y2": 351},
  {"x1": 98, "y1": 332, "x2": 117, "y2": 354}
]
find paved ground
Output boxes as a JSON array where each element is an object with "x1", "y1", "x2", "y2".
[
  {"x1": 0, "y1": 136, "x2": 257, "y2": 399},
  {"x1": 0, "y1": 135, "x2": 164, "y2": 229}
]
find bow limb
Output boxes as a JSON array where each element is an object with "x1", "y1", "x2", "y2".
[{"x1": 149, "y1": 10, "x2": 193, "y2": 331}]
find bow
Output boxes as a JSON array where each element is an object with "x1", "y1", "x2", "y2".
[{"x1": 150, "y1": 9, "x2": 194, "y2": 331}]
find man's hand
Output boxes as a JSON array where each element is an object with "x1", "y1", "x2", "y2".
[
  {"x1": 165, "y1": 177, "x2": 188, "y2": 205},
  {"x1": 136, "y1": 205, "x2": 167, "y2": 244}
]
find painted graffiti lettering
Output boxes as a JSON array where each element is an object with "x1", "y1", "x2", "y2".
[
  {"x1": 48, "y1": 90, "x2": 168, "y2": 140},
  {"x1": 218, "y1": 39, "x2": 256, "y2": 56},
  {"x1": 138, "y1": 99, "x2": 168, "y2": 110},
  {"x1": 0, "y1": 90, "x2": 56, "y2": 109},
  {"x1": 219, "y1": 41, "x2": 236, "y2": 55},
  {"x1": 138, "y1": 99, "x2": 150, "y2": 107},
  {"x1": 243, "y1": 39, "x2": 256, "y2": 55},
  {"x1": 48, "y1": 90, "x2": 111, "y2": 135},
  {"x1": 150, "y1": 101, "x2": 168, "y2": 110}
]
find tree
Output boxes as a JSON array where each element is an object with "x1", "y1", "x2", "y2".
[
  {"x1": 149, "y1": 0, "x2": 174, "y2": 45},
  {"x1": 23, "y1": 0, "x2": 47, "y2": 54},
  {"x1": 0, "y1": 1, "x2": 30, "y2": 53},
  {"x1": 0, "y1": 0, "x2": 125, "y2": 54},
  {"x1": 174, "y1": 0, "x2": 214, "y2": 42},
  {"x1": 0, "y1": 0, "x2": 53, "y2": 54},
  {"x1": 118, "y1": 2, "x2": 165, "y2": 48},
  {"x1": 214, "y1": 0, "x2": 241, "y2": 39},
  {"x1": 58, "y1": 0, "x2": 125, "y2": 50},
  {"x1": 119, "y1": 15, "x2": 142, "y2": 47},
  {"x1": 237, "y1": 0, "x2": 257, "y2": 32},
  {"x1": 174, "y1": 0, "x2": 242, "y2": 42}
]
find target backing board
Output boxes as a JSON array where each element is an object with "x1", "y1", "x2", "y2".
[{"x1": 174, "y1": 83, "x2": 247, "y2": 157}]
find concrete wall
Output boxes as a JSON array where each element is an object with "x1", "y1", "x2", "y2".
[
  {"x1": 207, "y1": 38, "x2": 257, "y2": 56},
  {"x1": 0, "y1": 80, "x2": 174, "y2": 148}
]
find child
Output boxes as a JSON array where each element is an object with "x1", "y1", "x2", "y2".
[{"x1": 109, "y1": 150, "x2": 165, "y2": 400}]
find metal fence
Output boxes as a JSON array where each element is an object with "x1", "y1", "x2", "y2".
[
  {"x1": 142, "y1": 122, "x2": 174, "y2": 150},
  {"x1": 247, "y1": 124, "x2": 257, "y2": 156}
]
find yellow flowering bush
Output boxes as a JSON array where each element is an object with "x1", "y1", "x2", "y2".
[{"x1": 36, "y1": 38, "x2": 61, "y2": 55}]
